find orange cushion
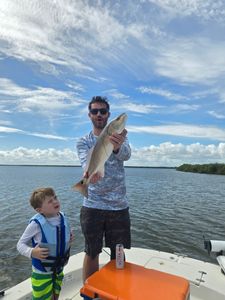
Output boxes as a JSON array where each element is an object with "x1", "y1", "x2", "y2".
[{"x1": 80, "y1": 260, "x2": 190, "y2": 300}]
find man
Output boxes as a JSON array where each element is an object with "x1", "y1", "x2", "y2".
[{"x1": 76, "y1": 96, "x2": 131, "y2": 282}]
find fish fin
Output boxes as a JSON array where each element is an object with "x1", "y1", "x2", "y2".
[{"x1": 72, "y1": 178, "x2": 88, "y2": 198}]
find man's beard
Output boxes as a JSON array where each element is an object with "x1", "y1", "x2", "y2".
[{"x1": 92, "y1": 118, "x2": 107, "y2": 129}]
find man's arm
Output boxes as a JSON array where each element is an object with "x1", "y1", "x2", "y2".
[
  {"x1": 109, "y1": 129, "x2": 131, "y2": 161},
  {"x1": 76, "y1": 137, "x2": 90, "y2": 170}
]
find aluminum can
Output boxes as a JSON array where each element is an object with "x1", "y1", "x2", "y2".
[{"x1": 116, "y1": 244, "x2": 124, "y2": 269}]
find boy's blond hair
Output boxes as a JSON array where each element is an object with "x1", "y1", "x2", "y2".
[{"x1": 30, "y1": 187, "x2": 55, "y2": 209}]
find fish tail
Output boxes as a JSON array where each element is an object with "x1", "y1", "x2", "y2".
[{"x1": 72, "y1": 178, "x2": 88, "y2": 197}]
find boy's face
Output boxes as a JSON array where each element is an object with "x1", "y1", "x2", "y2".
[{"x1": 36, "y1": 194, "x2": 60, "y2": 218}]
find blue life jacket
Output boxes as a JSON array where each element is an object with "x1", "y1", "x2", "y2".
[{"x1": 30, "y1": 212, "x2": 70, "y2": 273}]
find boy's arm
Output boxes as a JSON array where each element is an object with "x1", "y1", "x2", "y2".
[{"x1": 17, "y1": 222, "x2": 41, "y2": 258}]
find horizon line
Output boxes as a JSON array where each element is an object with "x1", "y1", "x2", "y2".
[{"x1": 0, "y1": 164, "x2": 176, "y2": 169}]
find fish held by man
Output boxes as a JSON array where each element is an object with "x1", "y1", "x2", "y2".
[{"x1": 73, "y1": 113, "x2": 127, "y2": 197}]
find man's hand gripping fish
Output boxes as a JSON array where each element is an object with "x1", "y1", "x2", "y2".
[{"x1": 73, "y1": 113, "x2": 127, "y2": 197}]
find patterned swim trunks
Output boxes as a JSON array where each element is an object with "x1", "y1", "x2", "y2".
[
  {"x1": 31, "y1": 270, "x2": 64, "y2": 299},
  {"x1": 80, "y1": 206, "x2": 131, "y2": 259}
]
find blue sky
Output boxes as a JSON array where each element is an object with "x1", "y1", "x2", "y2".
[{"x1": 0, "y1": 0, "x2": 225, "y2": 167}]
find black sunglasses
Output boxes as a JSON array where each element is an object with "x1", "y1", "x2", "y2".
[{"x1": 90, "y1": 108, "x2": 109, "y2": 115}]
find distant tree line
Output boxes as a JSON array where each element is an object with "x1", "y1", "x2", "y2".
[{"x1": 176, "y1": 163, "x2": 225, "y2": 175}]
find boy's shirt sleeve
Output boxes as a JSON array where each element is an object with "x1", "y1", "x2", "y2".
[{"x1": 17, "y1": 222, "x2": 41, "y2": 258}]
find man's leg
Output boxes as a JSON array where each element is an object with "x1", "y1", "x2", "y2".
[
  {"x1": 82, "y1": 253, "x2": 99, "y2": 283},
  {"x1": 110, "y1": 247, "x2": 116, "y2": 260},
  {"x1": 106, "y1": 208, "x2": 131, "y2": 260},
  {"x1": 80, "y1": 207, "x2": 104, "y2": 283}
]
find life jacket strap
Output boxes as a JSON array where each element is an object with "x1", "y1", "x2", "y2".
[{"x1": 41, "y1": 248, "x2": 71, "y2": 273}]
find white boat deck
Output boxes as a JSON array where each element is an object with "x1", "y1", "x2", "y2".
[{"x1": 3, "y1": 247, "x2": 225, "y2": 300}]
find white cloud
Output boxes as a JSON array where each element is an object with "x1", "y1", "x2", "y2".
[
  {"x1": 114, "y1": 102, "x2": 160, "y2": 114},
  {"x1": 0, "y1": 1, "x2": 127, "y2": 75},
  {"x1": 208, "y1": 110, "x2": 225, "y2": 119},
  {"x1": 0, "y1": 120, "x2": 13, "y2": 126},
  {"x1": 0, "y1": 78, "x2": 84, "y2": 115},
  {"x1": 0, "y1": 126, "x2": 22, "y2": 133},
  {"x1": 147, "y1": 0, "x2": 225, "y2": 21},
  {"x1": 18, "y1": 87, "x2": 79, "y2": 112},
  {"x1": 1, "y1": 0, "x2": 225, "y2": 87},
  {"x1": 106, "y1": 89, "x2": 130, "y2": 100},
  {"x1": 0, "y1": 147, "x2": 78, "y2": 165},
  {"x1": 66, "y1": 81, "x2": 85, "y2": 93},
  {"x1": 0, "y1": 125, "x2": 72, "y2": 141},
  {"x1": 154, "y1": 38, "x2": 225, "y2": 84},
  {"x1": 128, "y1": 123, "x2": 225, "y2": 141},
  {"x1": 1, "y1": 143, "x2": 224, "y2": 167},
  {"x1": 105, "y1": 90, "x2": 161, "y2": 114},
  {"x1": 28, "y1": 132, "x2": 72, "y2": 141},
  {"x1": 169, "y1": 104, "x2": 200, "y2": 113},
  {"x1": 129, "y1": 142, "x2": 225, "y2": 166},
  {"x1": 218, "y1": 90, "x2": 225, "y2": 103},
  {"x1": 138, "y1": 86, "x2": 188, "y2": 101}
]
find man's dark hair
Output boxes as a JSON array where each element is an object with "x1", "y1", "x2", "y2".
[{"x1": 88, "y1": 96, "x2": 110, "y2": 111}]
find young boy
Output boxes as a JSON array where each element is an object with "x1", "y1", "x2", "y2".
[{"x1": 17, "y1": 187, "x2": 72, "y2": 300}]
